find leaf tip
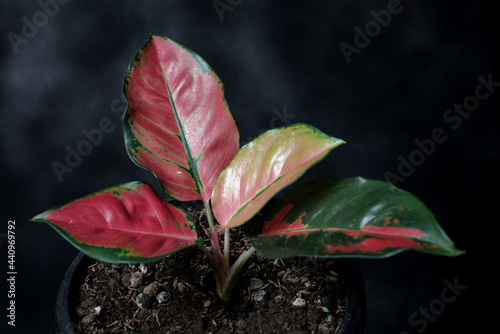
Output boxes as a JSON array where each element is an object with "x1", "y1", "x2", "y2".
[
  {"x1": 326, "y1": 136, "x2": 345, "y2": 149},
  {"x1": 31, "y1": 211, "x2": 48, "y2": 223},
  {"x1": 441, "y1": 244, "x2": 465, "y2": 257}
]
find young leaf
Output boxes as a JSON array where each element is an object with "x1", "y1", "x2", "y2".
[
  {"x1": 31, "y1": 182, "x2": 199, "y2": 263},
  {"x1": 249, "y1": 177, "x2": 463, "y2": 258},
  {"x1": 123, "y1": 35, "x2": 239, "y2": 204},
  {"x1": 212, "y1": 124, "x2": 344, "y2": 228}
]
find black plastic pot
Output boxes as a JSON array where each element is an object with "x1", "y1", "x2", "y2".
[
  {"x1": 334, "y1": 259, "x2": 366, "y2": 334},
  {"x1": 56, "y1": 251, "x2": 90, "y2": 334},
  {"x1": 55, "y1": 252, "x2": 366, "y2": 333}
]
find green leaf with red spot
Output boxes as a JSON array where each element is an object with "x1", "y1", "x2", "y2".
[
  {"x1": 249, "y1": 177, "x2": 463, "y2": 259},
  {"x1": 31, "y1": 182, "x2": 200, "y2": 263},
  {"x1": 123, "y1": 35, "x2": 239, "y2": 204},
  {"x1": 212, "y1": 124, "x2": 344, "y2": 228}
]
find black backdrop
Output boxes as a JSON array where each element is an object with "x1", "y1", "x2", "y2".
[{"x1": 1, "y1": 1, "x2": 497, "y2": 333}]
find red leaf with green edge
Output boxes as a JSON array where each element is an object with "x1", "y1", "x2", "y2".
[
  {"x1": 31, "y1": 182, "x2": 199, "y2": 263},
  {"x1": 212, "y1": 124, "x2": 344, "y2": 228},
  {"x1": 249, "y1": 177, "x2": 463, "y2": 259},
  {"x1": 123, "y1": 35, "x2": 239, "y2": 205}
]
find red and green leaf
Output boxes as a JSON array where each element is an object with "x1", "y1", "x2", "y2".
[
  {"x1": 249, "y1": 177, "x2": 463, "y2": 258},
  {"x1": 212, "y1": 124, "x2": 344, "y2": 228},
  {"x1": 123, "y1": 35, "x2": 239, "y2": 204},
  {"x1": 31, "y1": 182, "x2": 200, "y2": 263}
]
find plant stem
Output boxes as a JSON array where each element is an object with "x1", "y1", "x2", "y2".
[
  {"x1": 203, "y1": 200, "x2": 232, "y2": 273},
  {"x1": 201, "y1": 225, "x2": 225, "y2": 271},
  {"x1": 224, "y1": 228, "x2": 230, "y2": 272},
  {"x1": 198, "y1": 243, "x2": 216, "y2": 266},
  {"x1": 217, "y1": 246, "x2": 256, "y2": 302},
  {"x1": 203, "y1": 200, "x2": 215, "y2": 233},
  {"x1": 201, "y1": 199, "x2": 256, "y2": 302},
  {"x1": 198, "y1": 244, "x2": 225, "y2": 285}
]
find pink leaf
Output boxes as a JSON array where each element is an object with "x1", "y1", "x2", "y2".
[
  {"x1": 212, "y1": 124, "x2": 344, "y2": 228},
  {"x1": 32, "y1": 182, "x2": 199, "y2": 262},
  {"x1": 123, "y1": 35, "x2": 239, "y2": 204}
]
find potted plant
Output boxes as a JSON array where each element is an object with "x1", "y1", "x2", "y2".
[{"x1": 32, "y1": 35, "x2": 462, "y2": 333}]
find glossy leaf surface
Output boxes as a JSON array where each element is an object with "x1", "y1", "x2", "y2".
[
  {"x1": 32, "y1": 182, "x2": 199, "y2": 263},
  {"x1": 123, "y1": 35, "x2": 239, "y2": 204},
  {"x1": 212, "y1": 124, "x2": 344, "y2": 228},
  {"x1": 249, "y1": 177, "x2": 463, "y2": 258}
]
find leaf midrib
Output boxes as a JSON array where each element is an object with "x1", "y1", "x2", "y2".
[
  {"x1": 161, "y1": 62, "x2": 204, "y2": 199},
  {"x1": 54, "y1": 221, "x2": 197, "y2": 241},
  {"x1": 261, "y1": 226, "x2": 425, "y2": 239}
]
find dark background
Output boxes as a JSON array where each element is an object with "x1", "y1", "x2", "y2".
[{"x1": 1, "y1": 0, "x2": 497, "y2": 333}]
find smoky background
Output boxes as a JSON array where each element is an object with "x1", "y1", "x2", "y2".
[{"x1": 0, "y1": 1, "x2": 497, "y2": 333}]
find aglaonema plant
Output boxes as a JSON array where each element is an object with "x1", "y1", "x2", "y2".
[{"x1": 32, "y1": 35, "x2": 463, "y2": 303}]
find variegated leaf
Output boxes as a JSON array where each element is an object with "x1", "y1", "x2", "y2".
[
  {"x1": 249, "y1": 177, "x2": 463, "y2": 258},
  {"x1": 32, "y1": 182, "x2": 199, "y2": 263},
  {"x1": 212, "y1": 124, "x2": 344, "y2": 228},
  {"x1": 123, "y1": 35, "x2": 239, "y2": 204}
]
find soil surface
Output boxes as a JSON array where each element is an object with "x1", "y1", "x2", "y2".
[{"x1": 73, "y1": 207, "x2": 348, "y2": 333}]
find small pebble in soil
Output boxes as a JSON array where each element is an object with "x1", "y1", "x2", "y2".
[
  {"x1": 143, "y1": 282, "x2": 161, "y2": 297},
  {"x1": 139, "y1": 263, "x2": 148, "y2": 274},
  {"x1": 254, "y1": 289, "x2": 266, "y2": 302},
  {"x1": 318, "y1": 323, "x2": 335, "y2": 334},
  {"x1": 121, "y1": 273, "x2": 131, "y2": 287},
  {"x1": 249, "y1": 278, "x2": 264, "y2": 290},
  {"x1": 156, "y1": 291, "x2": 170, "y2": 304},
  {"x1": 274, "y1": 294, "x2": 285, "y2": 305},
  {"x1": 292, "y1": 297, "x2": 306, "y2": 307},
  {"x1": 136, "y1": 293, "x2": 151, "y2": 309},
  {"x1": 130, "y1": 271, "x2": 144, "y2": 288},
  {"x1": 81, "y1": 313, "x2": 96, "y2": 327},
  {"x1": 203, "y1": 300, "x2": 211, "y2": 308}
]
